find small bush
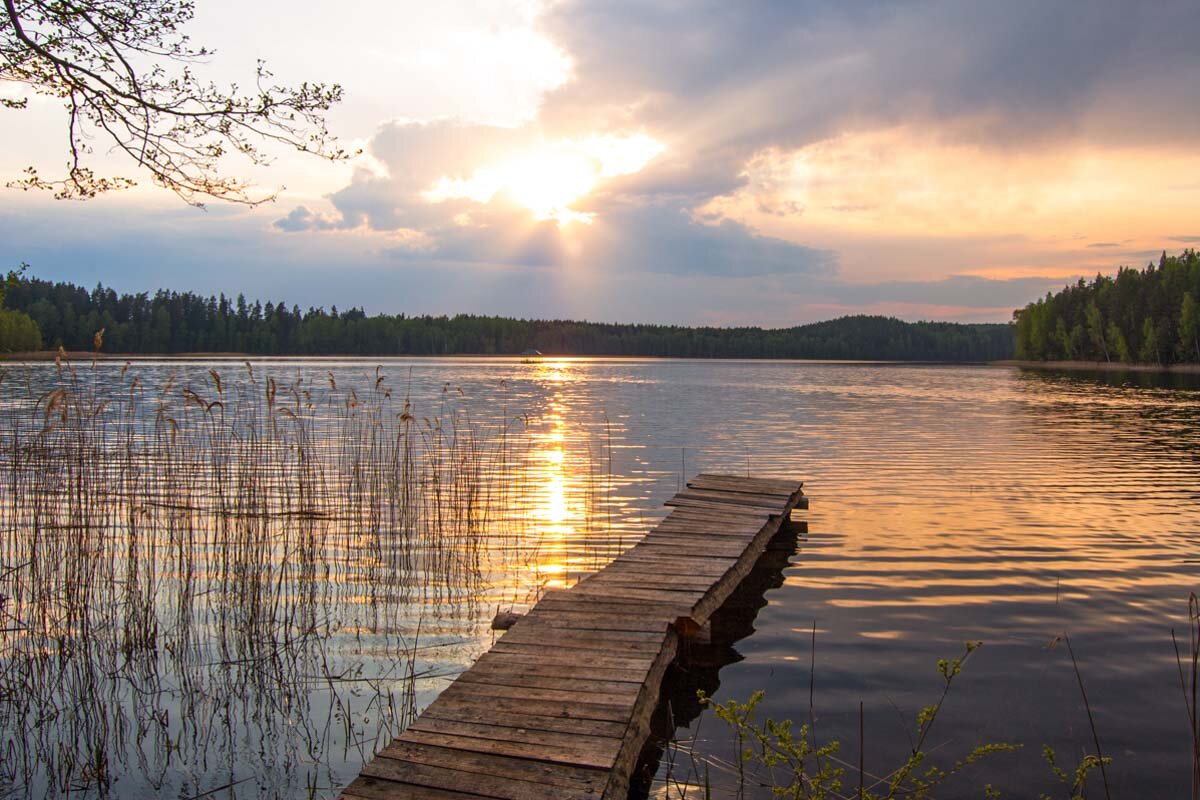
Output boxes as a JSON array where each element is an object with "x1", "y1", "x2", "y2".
[{"x1": 0, "y1": 308, "x2": 42, "y2": 352}]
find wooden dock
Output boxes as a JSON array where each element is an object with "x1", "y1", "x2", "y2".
[{"x1": 339, "y1": 473, "x2": 807, "y2": 800}]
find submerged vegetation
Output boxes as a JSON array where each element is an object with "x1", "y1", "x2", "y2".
[
  {"x1": 1014, "y1": 250, "x2": 1200, "y2": 364},
  {"x1": 4, "y1": 274, "x2": 1013, "y2": 360},
  {"x1": 0, "y1": 356, "x2": 606, "y2": 797}
]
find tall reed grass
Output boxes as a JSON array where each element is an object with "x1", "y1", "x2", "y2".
[{"x1": 0, "y1": 357, "x2": 611, "y2": 797}]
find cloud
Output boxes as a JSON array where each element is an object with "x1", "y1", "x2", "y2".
[
  {"x1": 540, "y1": 0, "x2": 1200, "y2": 150},
  {"x1": 38, "y1": 0, "x2": 1195, "y2": 326},
  {"x1": 273, "y1": 116, "x2": 833, "y2": 279},
  {"x1": 588, "y1": 201, "x2": 835, "y2": 277},
  {"x1": 278, "y1": 1, "x2": 1200, "y2": 288},
  {"x1": 272, "y1": 205, "x2": 339, "y2": 232}
]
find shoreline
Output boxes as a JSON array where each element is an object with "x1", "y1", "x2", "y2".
[
  {"x1": 994, "y1": 359, "x2": 1200, "y2": 375},
  {"x1": 0, "y1": 350, "x2": 997, "y2": 365}
]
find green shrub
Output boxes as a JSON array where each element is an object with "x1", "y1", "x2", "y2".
[{"x1": 0, "y1": 307, "x2": 43, "y2": 352}]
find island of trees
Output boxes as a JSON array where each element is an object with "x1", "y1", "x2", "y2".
[
  {"x1": 1013, "y1": 250, "x2": 1200, "y2": 365},
  {"x1": 1, "y1": 274, "x2": 1013, "y2": 361}
]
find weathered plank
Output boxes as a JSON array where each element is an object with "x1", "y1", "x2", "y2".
[
  {"x1": 482, "y1": 643, "x2": 658, "y2": 672},
  {"x1": 577, "y1": 569, "x2": 716, "y2": 588},
  {"x1": 357, "y1": 756, "x2": 601, "y2": 800},
  {"x1": 375, "y1": 740, "x2": 608, "y2": 790},
  {"x1": 375, "y1": 738, "x2": 608, "y2": 788},
  {"x1": 420, "y1": 700, "x2": 630, "y2": 738},
  {"x1": 454, "y1": 668, "x2": 645, "y2": 697},
  {"x1": 337, "y1": 474, "x2": 806, "y2": 800},
  {"x1": 687, "y1": 473, "x2": 801, "y2": 495},
  {"x1": 660, "y1": 498, "x2": 772, "y2": 515},
  {"x1": 398, "y1": 727, "x2": 623, "y2": 770},
  {"x1": 467, "y1": 653, "x2": 650, "y2": 684}
]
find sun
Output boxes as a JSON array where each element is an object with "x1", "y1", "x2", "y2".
[
  {"x1": 423, "y1": 133, "x2": 663, "y2": 226},
  {"x1": 501, "y1": 150, "x2": 599, "y2": 224}
]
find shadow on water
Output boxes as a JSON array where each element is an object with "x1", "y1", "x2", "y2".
[
  {"x1": 627, "y1": 518, "x2": 805, "y2": 799},
  {"x1": 1016, "y1": 365, "x2": 1200, "y2": 391}
]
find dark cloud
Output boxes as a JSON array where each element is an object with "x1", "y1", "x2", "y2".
[
  {"x1": 1087, "y1": 242, "x2": 1121, "y2": 249},
  {"x1": 543, "y1": 0, "x2": 1200, "y2": 141},
  {"x1": 539, "y1": 0, "x2": 1200, "y2": 201}
]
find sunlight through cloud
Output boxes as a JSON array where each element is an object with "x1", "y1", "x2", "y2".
[{"x1": 422, "y1": 133, "x2": 664, "y2": 226}]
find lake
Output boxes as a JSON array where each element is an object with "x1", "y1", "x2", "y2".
[{"x1": 1, "y1": 358, "x2": 1197, "y2": 798}]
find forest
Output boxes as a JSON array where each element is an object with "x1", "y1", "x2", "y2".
[
  {"x1": 1013, "y1": 250, "x2": 1200, "y2": 364},
  {"x1": 1, "y1": 275, "x2": 1014, "y2": 361}
]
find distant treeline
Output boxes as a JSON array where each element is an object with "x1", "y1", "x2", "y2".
[
  {"x1": 2, "y1": 276, "x2": 1014, "y2": 360},
  {"x1": 1014, "y1": 250, "x2": 1200, "y2": 364}
]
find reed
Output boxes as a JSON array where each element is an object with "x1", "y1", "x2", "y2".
[{"x1": 0, "y1": 357, "x2": 613, "y2": 797}]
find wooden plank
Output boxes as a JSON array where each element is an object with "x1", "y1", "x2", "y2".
[
  {"x1": 453, "y1": 671, "x2": 648, "y2": 700},
  {"x1": 663, "y1": 506, "x2": 769, "y2": 519},
  {"x1": 468, "y1": 653, "x2": 649, "y2": 684},
  {"x1": 526, "y1": 591, "x2": 687, "y2": 611},
  {"x1": 375, "y1": 739, "x2": 609, "y2": 789},
  {"x1": 439, "y1": 677, "x2": 639, "y2": 709},
  {"x1": 662, "y1": 498, "x2": 772, "y2": 515},
  {"x1": 455, "y1": 669, "x2": 645, "y2": 697},
  {"x1": 634, "y1": 538, "x2": 756, "y2": 556},
  {"x1": 483, "y1": 642, "x2": 657, "y2": 671},
  {"x1": 576, "y1": 571, "x2": 716, "y2": 589},
  {"x1": 670, "y1": 489, "x2": 791, "y2": 510},
  {"x1": 399, "y1": 728, "x2": 619, "y2": 771},
  {"x1": 341, "y1": 775, "x2": 490, "y2": 800},
  {"x1": 652, "y1": 518, "x2": 764, "y2": 532},
  {"x1": 501, "y1": 620, "x2": 666, "y2": 642},
  {"x1": 564, "y1": 583, "x2": 708, "y2": 603},
  {"x1": 688, "y1": 474, "x2": 802, "y2": 495},
  {"x1": 409, "y1": 715, "x2": 625, "y2": 746},
  {"x1": 665, "y1": 497, "x2": 786, "y2": 515},
  {"x1": 662, "y1": 506, "x2": 771, "y2": 522},
  {"x1": 492, "y1": 629, "x2": 665, "y2": 655},
  {"x1": 357, "y1": 756, "x2": 601, "y2": 800},
  {"x1": 530, "y1": 596, "x2": 697, "y2": 620},
  {"x1": 420, "y1": 699, "x2": 630, "y2": 738},
  {"x1": 425, "y1": 690, "x2": 631, "y2": 724},
  {"x1": 608, "y1": 553, "x2": 739, "y2": 572},
  {"x1": 647, "y1": 527, "x2": 764, "y2": 540},
  {"x1": 518, "y1": 609, "x2": 675, "y2": 634},
  {"x1": 641, "y1": 532, "x2": 767, "y2": 548}
]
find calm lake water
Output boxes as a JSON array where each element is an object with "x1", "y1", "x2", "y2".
[{"x1": 2, "y1": 357, "x2": 1198, "y2": 798}]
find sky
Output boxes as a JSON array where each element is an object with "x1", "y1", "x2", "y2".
[{"x1": 3, "y1": 0, "x2": 1200, "y2": 326}]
